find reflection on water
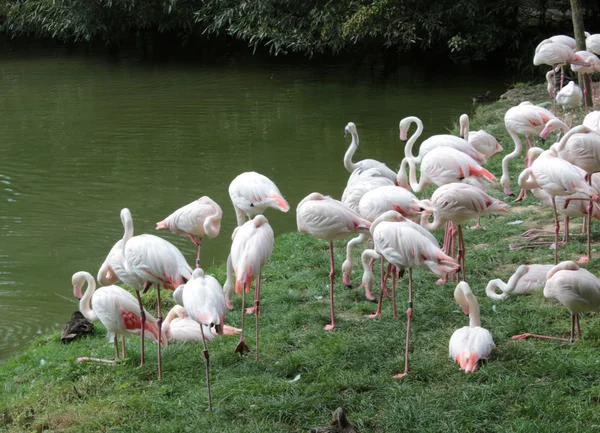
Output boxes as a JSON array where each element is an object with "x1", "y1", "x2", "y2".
[{"x1": 0, "y1": 51, "x2": 508, "y2": 360}]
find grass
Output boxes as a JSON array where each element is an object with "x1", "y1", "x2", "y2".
[{"x1": 3, "y1": 84, "x2": 600, "y2": 432}]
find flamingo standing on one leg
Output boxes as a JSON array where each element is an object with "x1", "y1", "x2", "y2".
[
  {"x1": 449, "y1": 281, "x2": 495, "y2": 373},
  {"x1": 99, "y1": 208, "x2": 192, "y2": 380},
  {"x1": 418, "y1": 183, "x2": 510, "y2": 281},
  {"x1": 555, "y1": 81, "x2": 583, "y2": 125},
  {"x1": 518, "y1": 148, "x2": 597, "y2": 265},
  {"x1": 173, "y1": 268, "x2": 228, "y2": 411},
  {"x1": 296, "y1": 193, "x2": 371, "y2": 331},
  {"x1": 501, "y1": 102, "x2": 557, "y2": 196},
  {"x1": 512, "y1": 261, "x2": 600, "y2": 343},
  {"x1": 156, "y1": 196, "x2": 222, "y2": 268},
  {"x1": 73, "y1": 271, "x2": 165, "y2": 363},
  {"x1": 224, "y1": 215, "x2": 274, "y2": 359},
  {"x1": 485, "y1": 264, "x2": 553, "y2": 301},
  {"x1": 360, "y1": 211, "x2": 459, "y2": 379},
  {"x1": 343, "y1": 122, "x2": 398, "y2": 184},
  {"x1": 467, "y1": 130, "x2": 503, "y2": 160}
]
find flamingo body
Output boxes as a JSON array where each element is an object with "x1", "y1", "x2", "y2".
[
  {"x1": 485, "y1": 264, "x2": 554, "y2": 301},
  {"x1": 156, "y1": 196, "x2": 222, "y2": 239},
  {"x1": 229, "y1": 172, "x2": 289, "y2": 226}
]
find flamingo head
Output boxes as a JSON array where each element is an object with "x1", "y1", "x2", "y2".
[
  {"x1": 72, "y1": 272, "x2": 87, "y2": 300},
  {"x1": 344, "y1": 122, "x2": 357, "y2": 138}
]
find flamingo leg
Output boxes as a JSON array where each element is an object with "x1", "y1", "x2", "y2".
[
  {"x1": 458, "y1": 225, "x2": 466, "y2": 282},
  {"x1": 199, "y1": 324, "x2": 213, "y2": 411},
  {"x1": 235, "y1": 280, "x2": 250, "y2": 354},
  {"x1": 156, "y1": 286, "x2": 163, "y2": 381},
  {"x1": 393, "y1": 268, "x2": 413, "y2": 379},
  {"x1": 195, "y1": 236, "x2": 203, "y2": 269},
  {"x1": 135, "y1": 291, "x2": 146, "y2": 366},
  {"x1": 325, "y1": 241, "x2": 336, "y2": 331},
  {"x1": 121, "y1": 336, "x2": 126, "y2": 359},
  {"x1": 367, "y1": 259, "x2": 385, "y2": 319},
  {"x1": 114, "y1": 335, "x2": 119, "y2": 360},
  {"x1": 579, "y1": 176, "x2": 593, "y2": 264},
  {"x1": 255, "y1": 273, "x2": 261, "y2": 361},
  {"x1": 392, "y1": 268, "x2": 397, "y2": 321},
  {"x1": 382, "y1": 262, "x2": 393, "y2": 298},
  {"x1": 576, "y1": 314, "x2": 582, "y2": 341},
  {"x1": 552, "y1": 197, "x2": 559, "y2": 265},
  {"x1": 470, "y1": 216, "x2": 481, "y2": 230}
]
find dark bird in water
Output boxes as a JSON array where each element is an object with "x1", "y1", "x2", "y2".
[
  {"x1": 472, "y1": 90, "x2": 495, "y2": 103},
  {"x1": 60, "y1": 311, "x2": 94, "y2": 343},
  {"x1": 308, "y1": 408, "x2": 360, "y2": 433}
]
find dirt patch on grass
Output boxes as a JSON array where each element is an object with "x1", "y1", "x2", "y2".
[
  {"x1": 500, "y1": 85, "x2": 548, "y2": 103},
  {"x1": 510, "y1": 205, "x2": 541, "y2": 215}
]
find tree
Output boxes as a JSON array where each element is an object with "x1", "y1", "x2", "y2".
[{"x1": 570, "y1": 0, "x2": 592, "y2": 107}]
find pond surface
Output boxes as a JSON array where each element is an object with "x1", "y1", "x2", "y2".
[{"x1": 0, "y1": 50, "x2": 508, "y2": 360}]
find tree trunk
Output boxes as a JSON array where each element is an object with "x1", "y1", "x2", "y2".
[{"x1": 571, "y1": 0, "x2": 593, "y2": 107}]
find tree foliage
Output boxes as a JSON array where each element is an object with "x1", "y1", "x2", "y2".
[{"x1": 2, "y1": 0, "x2": 599, "y2": 64}]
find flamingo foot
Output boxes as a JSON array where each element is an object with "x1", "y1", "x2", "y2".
[
  {"x1": 469, "y1": 223, "x2": 482, "y2": 230},
  {"x1": 366, "y1": 311, "x2": 381, "y2": 319},
  {"x1": 225, "y1": 296, "x2": 234, "y2": 311},
  {"x1": 578, "y1": 256, "x2": 590, "y2": 264},
  {"x1": 504, "y1": 186, "x2": 514, "y2": 197},
  {"x1": 235, "y1": 338, "x2": 250, "y2": 354},
  {"x1": 514, "y1": 188, "x2": 527, "y2": 202},
  {"x1": 382, "y1": 285, "x2": 391, "y2": 298},
  {"x1": 365, "y1": 286, "x2": 375, "y2": 301},
  {"x1": 324, "y1": 323, "x2": 335, "y2": 331},
  {"x1": 435, "y1": 277, "x2": 449, "y2": 284},
  {"x1": 392, "y1": 372, "x2": 408, "y2": 380},
  {"x1": 510, "y1": 333, "x2": 569, "y2": 342},
  {"x1": 245, "y1": 307, "x2": 256, "y2": 315}
]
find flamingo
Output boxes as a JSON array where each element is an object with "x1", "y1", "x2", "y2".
[
  {"x1": 73, "y1": 271, "x2": 165, "y2": 363},
  {"x1": 548, "y1": 35, "x2": 577, "y2": 49},
  {"x1": 551, "y1": 125, "x2": 600, "y2": 262},
  {"x1": 512, "y1": 261, "x2": 600, "y2": 343},
  {"x1": 173, "y1": 268, "x2": 228, "y2": 411},
  {"x1": 418, "y1": 183, "x2": 511, "y2": 281},
  {"x1": 501, "y1": 102, "x2": 557, "y2": 196},
  {"x1": 99, "y1": 208, "x2": 192, "y2": 380},
  {"x1": 583, "y1": 111, "x2": 600, "y2": 133},
  {"x1": 224, "y1": 215, "x2": 274, "y2": 358},
  {"x1": 585, "y1": 32, "x2": 600, "y2": 55},
  {"x1": 517, "y1": 148, "x2": 597, "y2": 264},
  {"x1": 162, "y1": 305, "x2": 241, "y2": 343},
  {"x1": 228, "y1": 171, "x2": 289, "y2": 226},
  {"x1": 396, "y1": 147, "x2": 496, "y2": 193},
  {"x1": 449, "y1": 281, "x2": 495, "y2": 373},
  {"x1": 485, "y1": 264, "x2": 553, "y2": 301},
  {"x1": 343, "y1": 122, "x2": 397, "y2": 184},
  {"x1": 555, "y1": 81, "x2": 583, "y2": 125},
  {"x1": 156, "y1": 196, "x2": 222, "y2": 268},
  {"x1": 399, "y1": 115, "x2": 486, "y2": 165},
  {"x1": 343, "y1": 185, "x2": 422, "y2": 298},
  {"x1": 296, "y1": 193, "x2": 371, "y2": 331},
  {"x1": 571, "y1": 51, "x2": 600, "y2": 111},
  {"x1": 467, "y1": 130, "x2": 503, "y2": 160},
  {"x1": 359, "y1": 210, "x2": 459, "y2": 379},
  {"x1": 341, "y1": 168, "x2": 394, "y2": 213},
  {"x1": 533, "y1": 40, "x2": 588, "y2": 99}
]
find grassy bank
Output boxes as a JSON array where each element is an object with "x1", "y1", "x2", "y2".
[{"x1": 3, "y1": 84, "x2": 600, "y2": 433}]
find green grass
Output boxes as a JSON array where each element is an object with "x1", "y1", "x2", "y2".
[{"x1": 3, "y1": 84, "x2": 600, "y2": 432}]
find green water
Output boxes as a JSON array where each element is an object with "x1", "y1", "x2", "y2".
[{"x1": 0, "y1": 52, "x2": 508, "y2": 360}]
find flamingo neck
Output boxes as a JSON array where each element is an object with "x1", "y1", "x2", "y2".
[
  {"x1": 503, "y1": 130, "x2": 523, "y2": 175},
  {"x1": 404, "y1": 117, "x2": 423, "y2": 161},
  {"x1": 78, "y1": 273, "x2": 98, "y2": 323},
  {"x1": 121, "y1": 211, "x2": 134, "y2": 247},
  {"x1": 517, "y1": 168, "x2": 539, "y2": 191},
  {"x1": 406, "y1": 158, "x2": 426, "y2": 192},
  {"x1": 466, "y1": 290, "x2": 481, "y2": 328},
  {"x1": 204, "y1": 205, "x2": 222, "y2": 238},
  {"x1": 360, "y1": 249, "x2": 380, "y2": 291},
  {"x1": 343, "y1": 130, "x2": 359, "y2": 173},
  {"x1": 419, "y1": 211, "x2": 445, "y2": 231}
]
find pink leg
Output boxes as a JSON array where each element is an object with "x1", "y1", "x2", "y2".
[
  {"x1": 135, "y1": 291, "x2": 146, "y2": 366},
  {"x1": 121, "y1": 336, "x2": 126, "y2": 359},
  {"x1": 255, "y1": 274, "x2": 261, "y2": 361},
  {"x1": 579, "y1": 177, "x2": 593, "y2": 264},
  {"x1": 457, "y1": 225, "x2": 466, "y2": 282},
  {"x1": 576, "y1": 314, "x2": 581, "y2": 342},
  {"x1": 392, "y1": 268, "x2": 397, "y2": 321},
  {"x1": 156, "y1": 286, "x2": 163, "y2": 380},
  {"x1": 325, "y1": 241, "x2": 336, "y2": 331},
  {"x1": 367, "y1": 260, "x2": 386, "y2": 319},
  {"x1": 552, "y1": 197, "x2": 559, "y2": 265},
  {"x1": 393, "y1": 268, "x2": 413, "y2": 379},
  {"x1": 196, "y1": 236, "x2": 203, "y2": 268},
  {"x1": 382, "y1": 262, "x2": 393, "y2": 298},
  {"x1": 198, "y1": 324, "x2": 213, "y2": 411},
  {"x1": 235, "y1": 280, "x2": 250, "y2": 354},
  {"x1": 470, "y1": 216, "x2": 481, "y2": 230}
]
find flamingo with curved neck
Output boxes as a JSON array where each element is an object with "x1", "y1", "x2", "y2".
[
  {"x1": 449, "y1": 281, "x2": 495, "y2": 373},
  {"x1": 485, "y1": 264, "x2": 553, "y2": 301}
]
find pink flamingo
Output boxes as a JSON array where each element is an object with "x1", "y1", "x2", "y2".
[
  {"x1": 501, "y1": 102, "x2": 556, "y2": 196},
  {"x1": 467, "y1": 130, "x2": 503, "y2": 160},
  {"x1": 342, "y1": 185, "x2": 421, "y2": 296},
  {"x1": 399, "y1": 115, "x2": 486, "y2": 165},
  {"x1": 418, "y1": 183, "x2": 511, "y2": 281},
  {"x1": 396, "y1": 147, "x2": 496, "y2": 193},
  {"x1": 228, "y1": 171, "x2": 289, "y2": 226},
  {"x1": 73, "y1": 271, "x2": 166, "y2": 363},
  {"x1": 224, "y1": 215, "x2": 274, "y2": 359},
  {"x1": 534, "y1": 40, "x2": 588, "y2": 99},
  {"x1": 485, "y1": 264, "x2": 553, "y2": 301},
  {"x1": 555, "y1": 81, "x2": 583, "y2": 124},
  {"x1": 512, "y1": 261, "x2": 600, "y2": 343},
  {"x1": 449, "y1": 281, "x2": 495, "y2": 373},
  {"x1": 341, "y1": 168, "x2": 394, "y2": 213},
  {"x1": 586, "y1": 32, "x2": 600, "y2": 55},
  {"x1": 343, "y1": 122, "x2": 397, "y2": 184},
  {"x1": 359, "y1": 210, "x2": 459, "y2": 379},
  {"x1": 162, "y1": 305, "x2": 241, "y2": 343},
  {"x1": 296, "y1": 193, "x2": 371, "y2": 331},
  {"x1": 156, "y1": 196, "x2": 222, "y2": 268},
  {"x1": 99, "y1": 208, "x2": 192, "y2": 380},
  {"x1": 173, "y1": 268, "x2": 228, "y2": 411},
  {"x1": 571, "y1": 51, "x2": 600, "y2": 111},
  {"x1": 583, "y1": 111, "x2": 600, "y2": 132},
  {"x1": 517, "y1": 148, "x2": 597, "y2": 264}
]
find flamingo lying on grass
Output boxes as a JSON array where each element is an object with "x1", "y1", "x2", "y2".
[{"x1": 485, "y1": 264, "x2": 553, "y2": 301}]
